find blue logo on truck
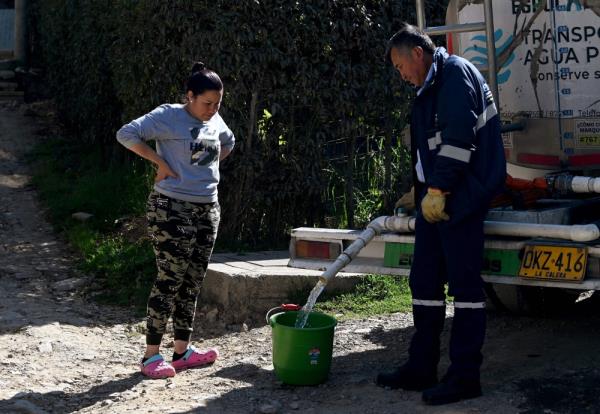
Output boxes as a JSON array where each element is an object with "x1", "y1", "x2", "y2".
[{"x1": 464, "y1": 29, "x2": 515, "y2": 84}]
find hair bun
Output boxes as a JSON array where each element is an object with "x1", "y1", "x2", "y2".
[{"x1": 191, "y1": 61, "x2": 206, "y2": 74}]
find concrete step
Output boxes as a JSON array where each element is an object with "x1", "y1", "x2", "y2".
[{"x1": 199, "y1": 250, "x2": 366, "y2": 327}]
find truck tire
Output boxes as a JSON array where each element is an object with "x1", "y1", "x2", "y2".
[
  {"x1": 484, "y1": 283, "x2": 578, "y2": 315},
  {"x1": 484, "y1": 283, "x2": 530, "y2": 314}
]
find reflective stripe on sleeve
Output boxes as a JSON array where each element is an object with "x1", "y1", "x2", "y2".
[
  {"x1": 453, "y1": 301, "x2": 486, "y2": 309},
  {"x1": 412, "y1": 299, "x2": 446, "y2": 307},
  {"x1": 416, "y1": 150, "x2": 426, "y2": 183},
  {"x1": 438, "y1": 144, "x2": 472, "y2": 163},
  {"x1": 428, "y1": 131, "x2": 442, "y2": 150},
  {"x1": 474, "y1": 103, "x2": 498, "y2": 133}
]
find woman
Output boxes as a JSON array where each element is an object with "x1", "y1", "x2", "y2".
[{"x1": 116, "y1": 62, "x2": 234, "y2": 379}]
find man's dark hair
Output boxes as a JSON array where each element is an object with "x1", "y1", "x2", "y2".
[{"x1": 385, "y1": 22, "x2": 436, "y2": 64}]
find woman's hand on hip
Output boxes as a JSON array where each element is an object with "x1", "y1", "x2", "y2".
[{"x1": 155, "y1": 162, "x2": 178, "y2": 183}]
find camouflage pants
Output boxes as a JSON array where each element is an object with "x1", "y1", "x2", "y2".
[{"x1": 145, "y1": 190, "x2": 220, "y2": 345}]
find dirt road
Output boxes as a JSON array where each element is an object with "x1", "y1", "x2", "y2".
[{"x1": 1, "y1": 104, "x2": 600, "y2": 414}]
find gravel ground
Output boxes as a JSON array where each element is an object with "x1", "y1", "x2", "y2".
[{"x1": 2, "y1": 104, "x2": 600, "y2": 414}]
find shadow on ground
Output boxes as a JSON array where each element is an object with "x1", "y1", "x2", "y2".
[
  {"x1": 181, "y1": 295, "x2": 600, "y2": 413},
  {"x1": 0, "y1": 374, "x2": 144, "y2": 414},
  {"x1": 517, "y1": 368, "x2": 600, "y2": 414}
]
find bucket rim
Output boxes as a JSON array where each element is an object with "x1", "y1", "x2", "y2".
[{"x1": 269, "y1": 310, "x2": 337, "y2": 330}]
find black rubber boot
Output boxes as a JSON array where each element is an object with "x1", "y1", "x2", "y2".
[
  {"x1": 422, "y1": 374, "x2": 482, "y2": 405},
  {"x1": 376, "y1": 304, "x2": 446, "y2": 390},
  {"x1": 376, "y1": 363, "x2": 437, "y2": 391},
  {"x1": 447, "y1": 307, "x2": 486, "y2": 380}
]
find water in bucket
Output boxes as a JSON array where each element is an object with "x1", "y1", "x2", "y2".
[
  {"x1": 270, "y1": 310, "x2": 337, "y2": 385},
  {"x1": 269, "y1": 279, "x2": 336, "y2": 385},
  {"x1": 295, "y1": 279, "x2": 326, "y2": 328}
]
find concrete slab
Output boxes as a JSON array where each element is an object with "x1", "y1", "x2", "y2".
[{"x1": 199, "y1": 250, "x2": 365, "y2": 326}]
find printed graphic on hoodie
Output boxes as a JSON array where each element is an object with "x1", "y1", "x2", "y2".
[{"x1": 189, "y1": 126, "x2": 220, "y2": 166}]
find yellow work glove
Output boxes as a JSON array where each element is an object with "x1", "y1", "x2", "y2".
[
  {"x1": 421, "y1": 187, "x2": 450, "y2": 223},
  {"x1": 394, "y1": 186, "x2": 416, "y2": 211}
]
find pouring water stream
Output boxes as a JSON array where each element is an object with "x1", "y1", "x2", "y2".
[
  {"x1": 294, "y1": 280, "x2": 326, "y2": 328},
  {"x1": 293, "y1": 215, "x2": 416, "y2": 329}
]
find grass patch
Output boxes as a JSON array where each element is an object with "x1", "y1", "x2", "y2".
[
  {"x1": 30, "y1": 135, "x2": 155, "y2": 311},
  {"x1": 30, "y1": 137, "x2": 149, "y2": 228},
  {"x1": 291, "y1": 274, "x2": 413, "y2": 320},
  {"x1": 68, "y1": 225, "x2": 156, "y2": 309}
]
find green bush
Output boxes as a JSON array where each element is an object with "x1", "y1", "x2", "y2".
[
  {"x1": 29, "y1": 0, "x2": 447, "y2": 247},
  {"x1": 29, "y1": 136, "x2": 148, "y2": 228}
]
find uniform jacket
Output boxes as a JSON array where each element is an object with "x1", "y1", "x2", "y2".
[{"x1": 411, "y1": 47, "x2": 506, "y2": 223}]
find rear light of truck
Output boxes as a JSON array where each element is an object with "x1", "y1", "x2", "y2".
[
  {"x1": 568, "y1": 154, "x2": 600, "y2": 167},
  {"x1": 295, "y1": 240, "x2": 341, "y2": 259}
]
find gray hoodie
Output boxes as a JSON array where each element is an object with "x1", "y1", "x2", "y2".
[{"x1": 117, "y1": 104, "x2": 235, "y2": 203}]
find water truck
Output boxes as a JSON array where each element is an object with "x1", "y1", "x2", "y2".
[{"x1": 288, "y1": 0, "x2": 600, "y2": 313}]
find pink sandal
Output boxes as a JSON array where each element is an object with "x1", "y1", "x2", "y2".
[
  {"x1": 140, "y1": 354, "x2": 176, "y2": 379},
  {"x1": 171, "y1": 346, "x2": 219, "y2": 371}
]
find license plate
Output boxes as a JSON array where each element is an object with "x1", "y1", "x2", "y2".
[{"x1": 519, "y1": 244, "x2": 588, "y2": 281}]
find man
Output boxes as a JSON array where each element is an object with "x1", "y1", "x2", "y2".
[{"x1": 376, "y1": 23, "x2": 506, "y2": 405}]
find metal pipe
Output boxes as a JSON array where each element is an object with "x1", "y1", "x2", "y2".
[
  {"x1": 414, "y1": 0, "x2": 499, "y2": 107},
  {"x1": 368, "y1": 214, "x2": 416, "y2": 233},
  {"x1": 318, "y1": 213, "x2": 599, "y2": 284},
  {"x1": 568, "y1": 176, "x2": 600, "y2": 193},
  {"x1": 483, "y1": 0, "x2": 499, "y2": 108},
  {"x1": 319, "y1": 215, "x2": 415, "y2": 283},
  {"x1": 484, "y1": 221, "x2": 600, "y2": 243},
  {"x1": 374, "y1": 214, "x2": 599, "y2": 243},
  {"x1": 550, "y1": 174, "x2": 600, "y2": 194},
  {"x1": 424, "y1": 22, "x2": 486, "y2": 36},
  {"x1": 318, "y1": 228, "x2": 376, "y2": 284},
  {"x1": 415, "y1": 0, "x2": 426, "y2": 30}
]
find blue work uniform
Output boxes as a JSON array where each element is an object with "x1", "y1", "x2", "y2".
[{"x1": 407, "y1": 47, "x2": 506, "y2": 380}]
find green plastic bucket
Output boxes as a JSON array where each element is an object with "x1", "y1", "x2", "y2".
[{"x1": 269, "y1": 310, "x2": 337, "y2": 385}]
